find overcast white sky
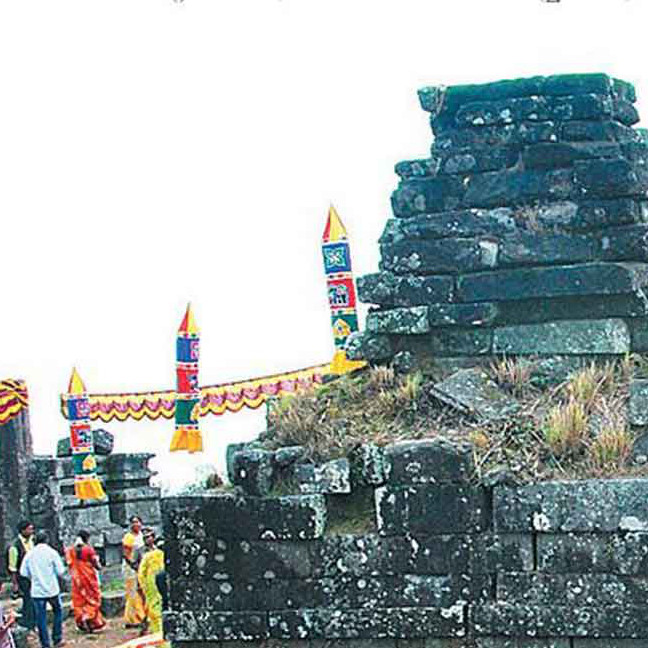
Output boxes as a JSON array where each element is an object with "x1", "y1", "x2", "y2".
[{"x1": 1, "y1": 0, "x2": 647, "y2": 489}]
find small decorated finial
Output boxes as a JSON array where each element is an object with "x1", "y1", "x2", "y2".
[
  {"x1": 178, "y1": 302, "x2": 199, "y2": 335},
  {"x1": 322, "y1": 204, "x2": 348, "y2": 243},
  {"x1": 68, "y1": 367, "x2": 86, "y2": 395},
  {"x1": 321, "y1": 206, "x2": 366, "y2": 375}
]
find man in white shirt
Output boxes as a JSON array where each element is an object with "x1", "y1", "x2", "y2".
[{"x1": 19, "y1": 531, "x2": 66, "y2": 648}]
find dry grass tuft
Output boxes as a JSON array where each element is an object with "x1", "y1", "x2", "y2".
[
  {"x1": 588, "y1": 426, "x2": 633, "y2": 475},
  {"x1": 367, "y1": 365, "x2": 397, "y2": 389},
  {"x1": 585, "y1": 394, "x2": 633, "y2": 476},
  {"x1": 490, "y1": 357, "x2": 537, "y2": 397},
  {"x1": 566, "y1": 362, "x2": 616, "y2": 410},
  {"x1": 397, "y1": 371, "x2": 423, "y2": 405},
  {"x1": 543, "y1": 399, "x2": 589, "y2": 457}
]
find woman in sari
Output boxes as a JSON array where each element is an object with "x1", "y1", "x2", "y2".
[
  {"x1": 123, "y1": 516, "x2": 146, "y2": 629},
  {"x1": 137, "y1": 529, "x2": 165, "y2": 635},
  {"x1": 65, "y1": 530, "x2": 106, "y2": 633}
]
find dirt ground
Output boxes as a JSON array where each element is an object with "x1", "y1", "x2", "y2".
[{"x1": 24, "y1": 618, "x2": 143, "y2": 648}]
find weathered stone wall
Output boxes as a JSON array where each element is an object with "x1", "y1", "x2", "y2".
[
  {"x1": 350, "y1": 73, "x2": 648, "y2": 364},
  {"x1": 163, "y1": 440, "x2": 648, "y2": 646}
]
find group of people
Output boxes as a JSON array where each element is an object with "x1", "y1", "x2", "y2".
[{"x1": 2, "y1": 516, "x2": 166, "y2": 648}]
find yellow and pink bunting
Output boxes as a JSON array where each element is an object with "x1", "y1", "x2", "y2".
[{"x1": 59, "y1": 365, "x2": 329, "y2": 425}]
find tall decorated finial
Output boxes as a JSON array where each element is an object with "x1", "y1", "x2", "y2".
[
  {"x1": 322, "y1": 205, "x2": 366, "y2": 374},
  {"x1": 170, "y1": 303, "x2": 203, "y2": 452},
  {"x1": 66, "y1": 368, "x2": 105, "y2": 500}
]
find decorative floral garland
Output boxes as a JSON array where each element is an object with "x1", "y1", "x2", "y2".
[{"x1": 60, "y1": 363, "x2": 329, "y2": 424}]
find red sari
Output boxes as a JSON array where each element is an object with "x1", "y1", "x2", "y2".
[{"x1": 65, "y1": 544, "x2": 106, "y2": 632}]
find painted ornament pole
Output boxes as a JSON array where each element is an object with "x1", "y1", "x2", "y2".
[
  {"x1": 170, "y1": 303, "x2": 202, "y2": 453},
  {"x1": 322, "y1": 205, "x2": 366, "y2": 374},
  {"x1": 66, "y1": 368, "x2": 105, "y2": 500}
]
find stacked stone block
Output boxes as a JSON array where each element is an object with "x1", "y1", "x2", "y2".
[
  {"x1": 352, "y1": 73, "x2": 648, "y2": 362},
  {"x1": 28, "y1": 451, "x2": 161, "y2": 567},
  {"x1": 164, "y1": 440, "x2": 648, "y2": 646}
]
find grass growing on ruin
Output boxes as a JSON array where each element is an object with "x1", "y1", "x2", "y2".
[
  {"x1": 478, "y1": 355, "x2": 642, "y2": 482},
  {"x1": 265, "y1": 365, "x2": 446, "y2": 462},
  {"x1": 264, "y1": 355, "x2": 648, "y2": 484}
]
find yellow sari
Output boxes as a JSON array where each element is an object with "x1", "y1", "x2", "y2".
[
  {"x1": 122, "y1": 531, "x2": 146, "y2": 626},
  {"x1": 138, "y1": 548, "x2": 164, "y2": 634}
]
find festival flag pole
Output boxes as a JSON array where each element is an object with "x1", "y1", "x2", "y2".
[
  {"x1": 322, "y1": 205, "x2": 366, "y2": 374},
  {"x1": 66, "y1": 368, "x2": 105, "y2": 500},
  {"x1": 170, "y1": 303, "x2": 203, "y2": 453}
]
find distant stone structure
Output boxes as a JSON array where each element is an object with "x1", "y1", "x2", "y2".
[
  {"x1": 0, "y1": 406, "x2": 32, "y2": 572},
  {"x1": 351, "y1": 73, "x2": 648, "y2": 363},
  {"x1": 0, "y1": 380, "x2": 161, "y2": 571},
  {"x1": 29, "y1": 444, "x2": 161, "y2": 565}
]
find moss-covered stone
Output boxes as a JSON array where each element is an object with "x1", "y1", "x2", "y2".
[
  {"x1": 431, "y1": 368, "x2": 519, "y2": 421},
  {"x1": 494, "y1": 479, "x2": 648, "y2": 533},
  {"x1": 384, "y1": 438, "x2": 473, "y2": 485},
  {"x1": 492, "y1": 319, "x2": 630, "y2": 355}
]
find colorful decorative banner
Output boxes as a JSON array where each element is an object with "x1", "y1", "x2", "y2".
[
  {"x1": 60, "y1": 364, "x2": 329, "y2": 424},
  {"x1": 66, "y1": 369, "x2": 105, "y2": 501},
  {"x1": 196, "y1": 365, "x2": 327, "y2": 417},
  {"x1": 322, "y1": 205, "x2": 366, "y2": 374},
  {"x1": 170, "y1": 304, "x2": 202, "y2": 453},
  {"x1": 0, "y1": 379, "x2": 29, "y2": 426}
]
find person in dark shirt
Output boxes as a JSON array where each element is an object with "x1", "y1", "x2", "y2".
[{"x1": 7, "y1": 520, "x2": 35, "y2": 631}]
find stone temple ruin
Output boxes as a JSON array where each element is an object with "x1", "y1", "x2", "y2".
[
  {"x1": 162, "y1": 74, "x2": 648, "y2": 648},
  {"x1": 350, "y1": 73, "x2": 648, "y2": 363},
  {"x1": 6, "y1": 72, "x2": 648, "y2": 648}
]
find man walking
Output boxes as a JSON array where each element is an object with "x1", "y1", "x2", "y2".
[
  {"x1": 19, "y1": 531, "x2": 65, "y2": 648},
  {"x1": 7, "y1": 520, "x2": 35, "y2": 631}
]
